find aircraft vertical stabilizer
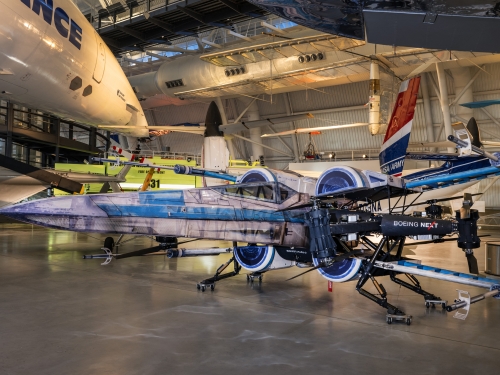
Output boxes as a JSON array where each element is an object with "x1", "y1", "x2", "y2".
[{"x1": 379, "y1": 77, "x2": 420, "y2": 176}]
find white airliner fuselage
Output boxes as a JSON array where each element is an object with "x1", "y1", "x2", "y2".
[{"x1": 0, "y1": 0, "x2": 148, "y2": 137}]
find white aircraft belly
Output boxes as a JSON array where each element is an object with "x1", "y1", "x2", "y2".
[{"x1": 0, "y1": 0, "x2": 148, "y2": 137}]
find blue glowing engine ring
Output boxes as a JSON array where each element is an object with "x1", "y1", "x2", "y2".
[
  {"x1": 315, "y1": 167, "x2": 367, "y2": 196},
  {"x1": 313, "y1": 257, "x2": 362, "y2": 283},
  {"x1": 234, "y1": 245, "x2": 275, "y2": 272}
]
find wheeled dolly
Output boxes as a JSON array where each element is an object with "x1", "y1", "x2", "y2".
[
  {"x1": 246, "y1": 272, "x2": 263, "y2": 282},
  {"x1": 386, "y1": 314, "x2": 413, "y2": 325},
  {"x1": 425, "y1": 299, "x2": 448, "y2": 309},
  {"x1": 196, "y1": 250, "x2": 241, "y2": 292},
  {"x1": 196, "y1": 282, "x2": 215, "y2": 292}
]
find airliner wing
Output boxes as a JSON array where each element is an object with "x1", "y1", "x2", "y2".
[
  {"x1": 220, "y1": 113, "x2": 314, "y2": 134},
  {"x1": 481, "y1": 140, "x2": 500, "y2": 148},
  {"x1": 261, "y1": 122, "x2": 368, "y2": 137},
  {"x1": 98, "y1": 125, "x2": 206, "y2": 135},
  {"x1": 100, "y1": 114, "x2": 314, "y2": 135}
]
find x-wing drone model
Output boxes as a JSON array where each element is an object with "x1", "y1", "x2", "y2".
[{"x1": 2, "y1": 76, "x2": 500, "y2": 324}]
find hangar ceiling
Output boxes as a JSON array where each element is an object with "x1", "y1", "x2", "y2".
[{"x1": 73, "y1": 0, "x2": 268, "y2": 55}]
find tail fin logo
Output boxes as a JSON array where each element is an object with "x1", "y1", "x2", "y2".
[{"x1": 379, "y1": 77, "x2": 421, "y2": 177}]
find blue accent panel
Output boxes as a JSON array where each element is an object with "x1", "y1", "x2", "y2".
[
  {"x1": 315, "y1": 258, "x2": 359, "y2": 280},
  {"x1": 203, "y1": 171, "x2": 237, "y2": 182},
  {"x1": 460, "y1": 100, "x2": 500, "y2": 109},
  {"x1": 404, "y1": 157, "x2": 491, "y2": 187},
  {"x1": 234, "y1": 246, "x2": 274, "y2": 270},
  {"x1": 139, "y1": 190, "x2": 185, "y2": 205},
  {"x1": 379, "y1": 133, "x2": 411, "y2": 175},
  {"x1": 405, "y1": 165, "x2": 500, "y2": 189},
  {"x1": 400, "y1": 261, "x2": 500, "y2": 285}
]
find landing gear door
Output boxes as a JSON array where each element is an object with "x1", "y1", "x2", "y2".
[{"x1": 93, "y1": 32, "x2": 106, "y2": 83}]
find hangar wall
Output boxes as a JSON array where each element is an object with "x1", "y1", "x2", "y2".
[{"x1": 146, "y1": 62, "x2": 500, "y2": 207}]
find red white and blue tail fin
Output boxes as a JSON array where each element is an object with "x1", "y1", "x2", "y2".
[{"x1": 379, "y1": 77, "x2": 421, "y2": 177}]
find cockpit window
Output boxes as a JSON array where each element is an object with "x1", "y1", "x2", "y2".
[
  {"x1": 278, "y1": 183, "x2": 296, "y2": 202},
  {"x1": 218, "y1": 184, "x2": 275, "y2": 201},
  {"x1": 213, "y1": 182, "x2": 296, "y2": 203}
]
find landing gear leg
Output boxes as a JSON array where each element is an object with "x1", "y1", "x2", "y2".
[
  {"x1": 197, "y1": 242, "x2": 241, "y2": 292},
  {"x1": 390, "y1": 273, "x2": 447, "y2": 309},
  {"x1": 356, "y1": 236, "x2": 411, "y2": 324}
]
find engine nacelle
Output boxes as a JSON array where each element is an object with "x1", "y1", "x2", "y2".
[
  {"x1": 315, "y1": 166, "x2": 368, "y2": 195},
  {"x1": 314, "y1": 257, "x2": 362, "y2": 283},
  {"x1": 315, "y1": 167, "x2": 389, "y2": 195},
  {"x1": 234, "y1": 245, "x2": 295, "y2": 272},
  {"x1": 236, "y1": 168, "x2": 316, "y2": 195}
]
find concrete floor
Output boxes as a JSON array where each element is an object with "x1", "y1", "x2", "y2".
[{"x1": 1, "y1": 223, "x2": 500, "y2": 375}]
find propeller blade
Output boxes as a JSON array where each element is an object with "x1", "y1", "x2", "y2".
[{"x1": 466, "y1": 252, "x2": 479, "y2": 274}]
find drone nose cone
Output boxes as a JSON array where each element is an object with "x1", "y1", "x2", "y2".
[{"x1": 204, "y1": 101, "x2": 223, "y2": 137}]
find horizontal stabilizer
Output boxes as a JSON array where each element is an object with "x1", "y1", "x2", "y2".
[{"x1": 460, "y1": 100, "x2": 500, "y2": 109}]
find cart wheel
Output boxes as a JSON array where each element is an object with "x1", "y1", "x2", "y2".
[
  {"x1": 431, "y1": 303, "x2": 436, "y2": 309},
  {"x1": 425, "y1": 302, "x2": 430, "y2": 308},
  {"x1": 387, "y1": 317, "x2": 392, "y2": 324},
  {"x1": 406, "y1": 318, "x2": 412, "y2": 326},
  {"x1": 201, "y1": 285, "x2": 206, "y2": 292},
  {"x1": 258, "y1": 275, "x2": 263, "y2": 282},
  {"x1": 210, "y1": 284, "x2": 215, "y2": 291},
  {"x1": 197, "y1": 284, "x2": 200, "y2": 290},
  {"x1": 442, "y1": 303, "x2": 447, "y2": 309}
]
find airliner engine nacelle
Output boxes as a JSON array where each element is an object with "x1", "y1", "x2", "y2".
[
  {"x1": 236, "y1": 168, "x2": 316, "y2": 195},
  {"x1": 315, "y1": 166, "x2": 389, "y2": 195}
]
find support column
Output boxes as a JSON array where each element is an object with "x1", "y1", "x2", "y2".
[
  {"x1": 450, "y1": 67, "x2": 474, "y2": 122},
  {"x1": 6, "y1": 102, "x2": 13, "y2": 157},
  {"x1": 284, "y1": 93, "x2": 300, "y2": 162},
  {"x1": 215, "y1": 97, "x2": 235, "y2": 159},
  {"x1": 435, "y1": 63, "x2": 455, "y2": 153},
  {"x1": 53, "y1": 117, "x2": 60, "y2": 163},
  {"x1": 420, "y1": 73, "x2": 435, "y2": 152},
  {"x1": 240, "y1": 98, "x2": 264, "y2": 163}
]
